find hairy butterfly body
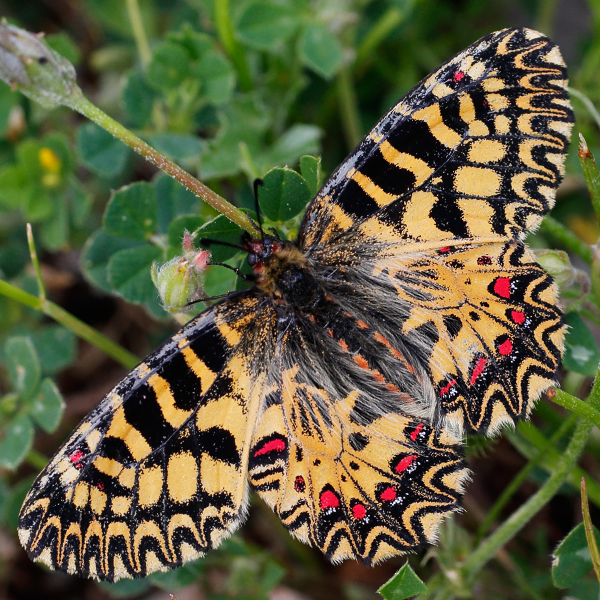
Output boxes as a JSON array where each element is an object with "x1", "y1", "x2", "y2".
[{"x1": 19, "y1": 28, "x2": 573, "y2": 580}]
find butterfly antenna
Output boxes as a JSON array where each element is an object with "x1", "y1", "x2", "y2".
[
  {"x1": 253, "y1": 178, "x2": 265, "y2": 241},
  {"x1": 210, "y1": 261, "x2": 255, "y2": 282},
  {"x1": 186, "y1": 292, "x2": 234, "y2": 307}
]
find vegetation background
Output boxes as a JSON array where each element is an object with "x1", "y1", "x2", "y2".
[{"x1": 0, "y1": 0, "x2": 599, "y2": 599}]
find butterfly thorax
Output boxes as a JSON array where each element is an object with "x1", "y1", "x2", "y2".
[{"x1": 245, "y1": 237, "x2": 322, "y2": 309}]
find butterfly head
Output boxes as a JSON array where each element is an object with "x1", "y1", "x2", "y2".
[{"x1": 244, "y1": 236, "x2": 319, "y2": 307}]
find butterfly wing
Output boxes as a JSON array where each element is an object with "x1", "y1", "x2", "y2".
[
  {"x1": 248, "y1": 302, "x2": 468, "y2": 561},
  {"x1": 18, "y1": 293, "x2": 277, "y2": 581},
  {"x1": 298, "y1": 27, "x2": 573, "y2": 434}
]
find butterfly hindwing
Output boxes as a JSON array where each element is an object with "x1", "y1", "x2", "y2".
[
  {"x1": 18, "y1": 293, "x2": 274, "y2": 581},
  {"x1": 249, "y1": 305, "x2": 466, "y2": 564},
  {"x1": 248, "y1": 314, "x2": 467, "y2": 562}
]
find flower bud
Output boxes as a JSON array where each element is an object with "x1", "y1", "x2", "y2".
[
  {"x1": 534, "y1": 249, "x2": 580, "y2": 289},
  {"x1": 151, "y1": 232, "x2": 211, "y2": 312},
  {"x1": 0, "y1": 22, "x2": 82, "y2": 110}
]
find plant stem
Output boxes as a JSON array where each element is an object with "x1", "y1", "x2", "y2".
[
  {"x1": 26, "y1": 223, "x2": 46, "y2": 304},
  {"x1": 214, "y1": 0, "x2": 253, "y2": 92},
  {"x1": 336, "y1": 64, "x2": 362, "y2": 151},
  {"x1": 126, "y1": 0, "x2": 152, "y2": 67},
  {"x1": 460, "y1": 375, "x2": 600, "y2": 580},
  {"x1": 539, "y1": 216, "x2": 593, "y2": 263},
  {"x1": 475, "y1": 413, "x2": 577, "y2": 541},
  {"x1": 581, "y1": 477, "x2": 600, "y2": 584},
  {"x1": 355, "y1": 6, "x2": 404, "y2": 73},
  {"x1": 569, "y1": 87, "x2": 600, "y2": 131},
  {"x1": 74, "y1": 95, "x2": 261, "y2": 238},
  {"x1": 0, "y1": 279, "x2": 138, "y2": 370},
  {"x1": 578, "y1": 133, "x2": 600, "y2": 219},
  {"x1": 508, "y1": 422, "x2": 600, "y2": 507},
  {"x1": 550, "y1": 388, "x2": 600, "y2": 429},
  {"x1": 26, "y1": 448, "x2": 48, "y2": 471}
]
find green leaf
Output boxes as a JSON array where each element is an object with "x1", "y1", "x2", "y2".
[
  {"x1": 4, "y1": 336, "x2": 41, "y2": 399},
  {"x1": 0, "y1": 164, "x2": 31, "y2": 209},
  {"x1": 563, "y1": 312, "x2": 600, "y2": 376},
  {"x1": 203, "y1": 264, "x2": 238, "y2": 298},
  {"x1": 258, "y1": 167, "x2": 312, "y2": 222},
  {"x1": 77, "y1": 123, "x2": 131, "y2": 179},
  {"x1": 146, "y1": 41, "x2": 191, "y2": 91},
  {"x1": 46, "y1": 32, "x2": 82, "y2": 65},
  {"x1": 266, "y1": 124, "x2": 322, "y2": 168},
  {"x1": 300, "y1": 155, "x2": 322, "y2": 196},
  {"x1": 30, "y1": 378, "x2": 65, "y2": 433},
  {"x1": 197, "y1": 214, "x2": 244, "y2": 262},
  {"x1": 0, "y1": 414, "x2": 34, "y2": 470},
  {"x1": 25, "y1": 189, "x2": 53, "y2": 222},
  {"x1": 0, "y1": 231, "x2": 28, "y2": 279},
  {"x1": 122, "y1": 70, "x2": 158, "y2": 127},
  {"x1": 378, "y1": 562, "x2": 428, "y2": 599},
  {"x1": 552, "y1": 523, "x2": 600, "y2": 588},
  {"x1": 103, "y1": 182, "x2": 158, "y2": 240},
  {"x1": 236, "y1": 1, "x2": 298, "y2": 51},
  {"x1": 146, "y1": 133, "x2": 205, "y2": 162},
  {"x1": 39, "y1": 195, "x2": 68, "y2": 250},
  {"x1": 108, "y1": 244, "x2": 163, "y2": 304},
  {"x1": 81, "y1": 230, "x2": 144, "y2": 293},
  {"x1": 155, "y1": 173, "x2": 201, "y2": 235},
  {"x1": 0, "y1": 475, "x2": 35, "y2": 529},
  {"x1": 68, "y1": 177, "x2": 94, "y2": 229},
  {"x1": 299, "y1": 23, "x2": 344, "y2": 79},
  {"x1": 31, "y1": 325, "x2": 76, "y2": 376},
  {"x1": 197, "y1": 50, "x2": 235, "y2": 105}
]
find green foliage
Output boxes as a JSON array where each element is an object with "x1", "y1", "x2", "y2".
[
  {"x1": 0, "y1": 336, "x2": 65, "y2": 470},
  {"x1": 378, "y1": 562, "x2": 428, "y2": 599},
  {"x1": 552, "y1": 523, "x2": 600, "y2": 588},
  {"x1": 563, "y1": 312, "x2": 600, "y2": 376},
  {"x1": 0, "y1": 0, "x2": 600, "y2": 599}
]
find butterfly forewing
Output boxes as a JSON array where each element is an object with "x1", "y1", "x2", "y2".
[
  {"x1": 18, "y1": 293, "x2": 275, "y2": 581},
  {"x1": 300, "y1": 28, "x2": 572, "y2": 254}
]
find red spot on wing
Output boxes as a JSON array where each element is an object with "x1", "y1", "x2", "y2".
[
  {"x1": 320, "y1": 490, "x2": 339, "y2": 510},
  {"x1": 477, "y1": 255, "x2": 492, "y2": 265},
  {"x1": 395, "y1": 455, "x2": 418, "y2": 473},
  {"x1": 498, "y1": 339, "x2": 513, "y2": 355},
  {"x1": 352, "y1": 503, "x2": 366, "y2": 520},
  {"x1": 511, "y1": 310, "x2": 525, "y2": 324},
  {"x1": 494, "y1": 277, "x2": 511, "y2": 298},
  {"x1": 410, "y1": 423, "x2": 424, "y2": 441},
  {"x1": 294, "y1": 476, "x2": 305, "y2": 493},
  {"x1": 97, "y1": 482, "x2": 105, "y2": 491},
  {"x1": 254, "y1": 439, "x2": 286, "y2": 457},
  {"x1": 453, "y1": 70, "x2": 465, "y2": 82},
  {"x1": 439, "y1": 246, "x2": 450, "y2": 253},
  {"x1": 440, "y1": 379, "x2": 456, "y2": 397},
  {"x1": 380, "y1": 486, "x2": 396, "y2": 502},
  {"x1": 470, "y1": 357, "x2": 487, "y2": 385},
  {"x1": 69, "y1": 449, "x2": 84, "y2": 464}
]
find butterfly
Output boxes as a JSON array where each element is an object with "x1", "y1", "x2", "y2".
[{"x1": 18, "y1": 27, "x2": 573, "y2": 581}]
